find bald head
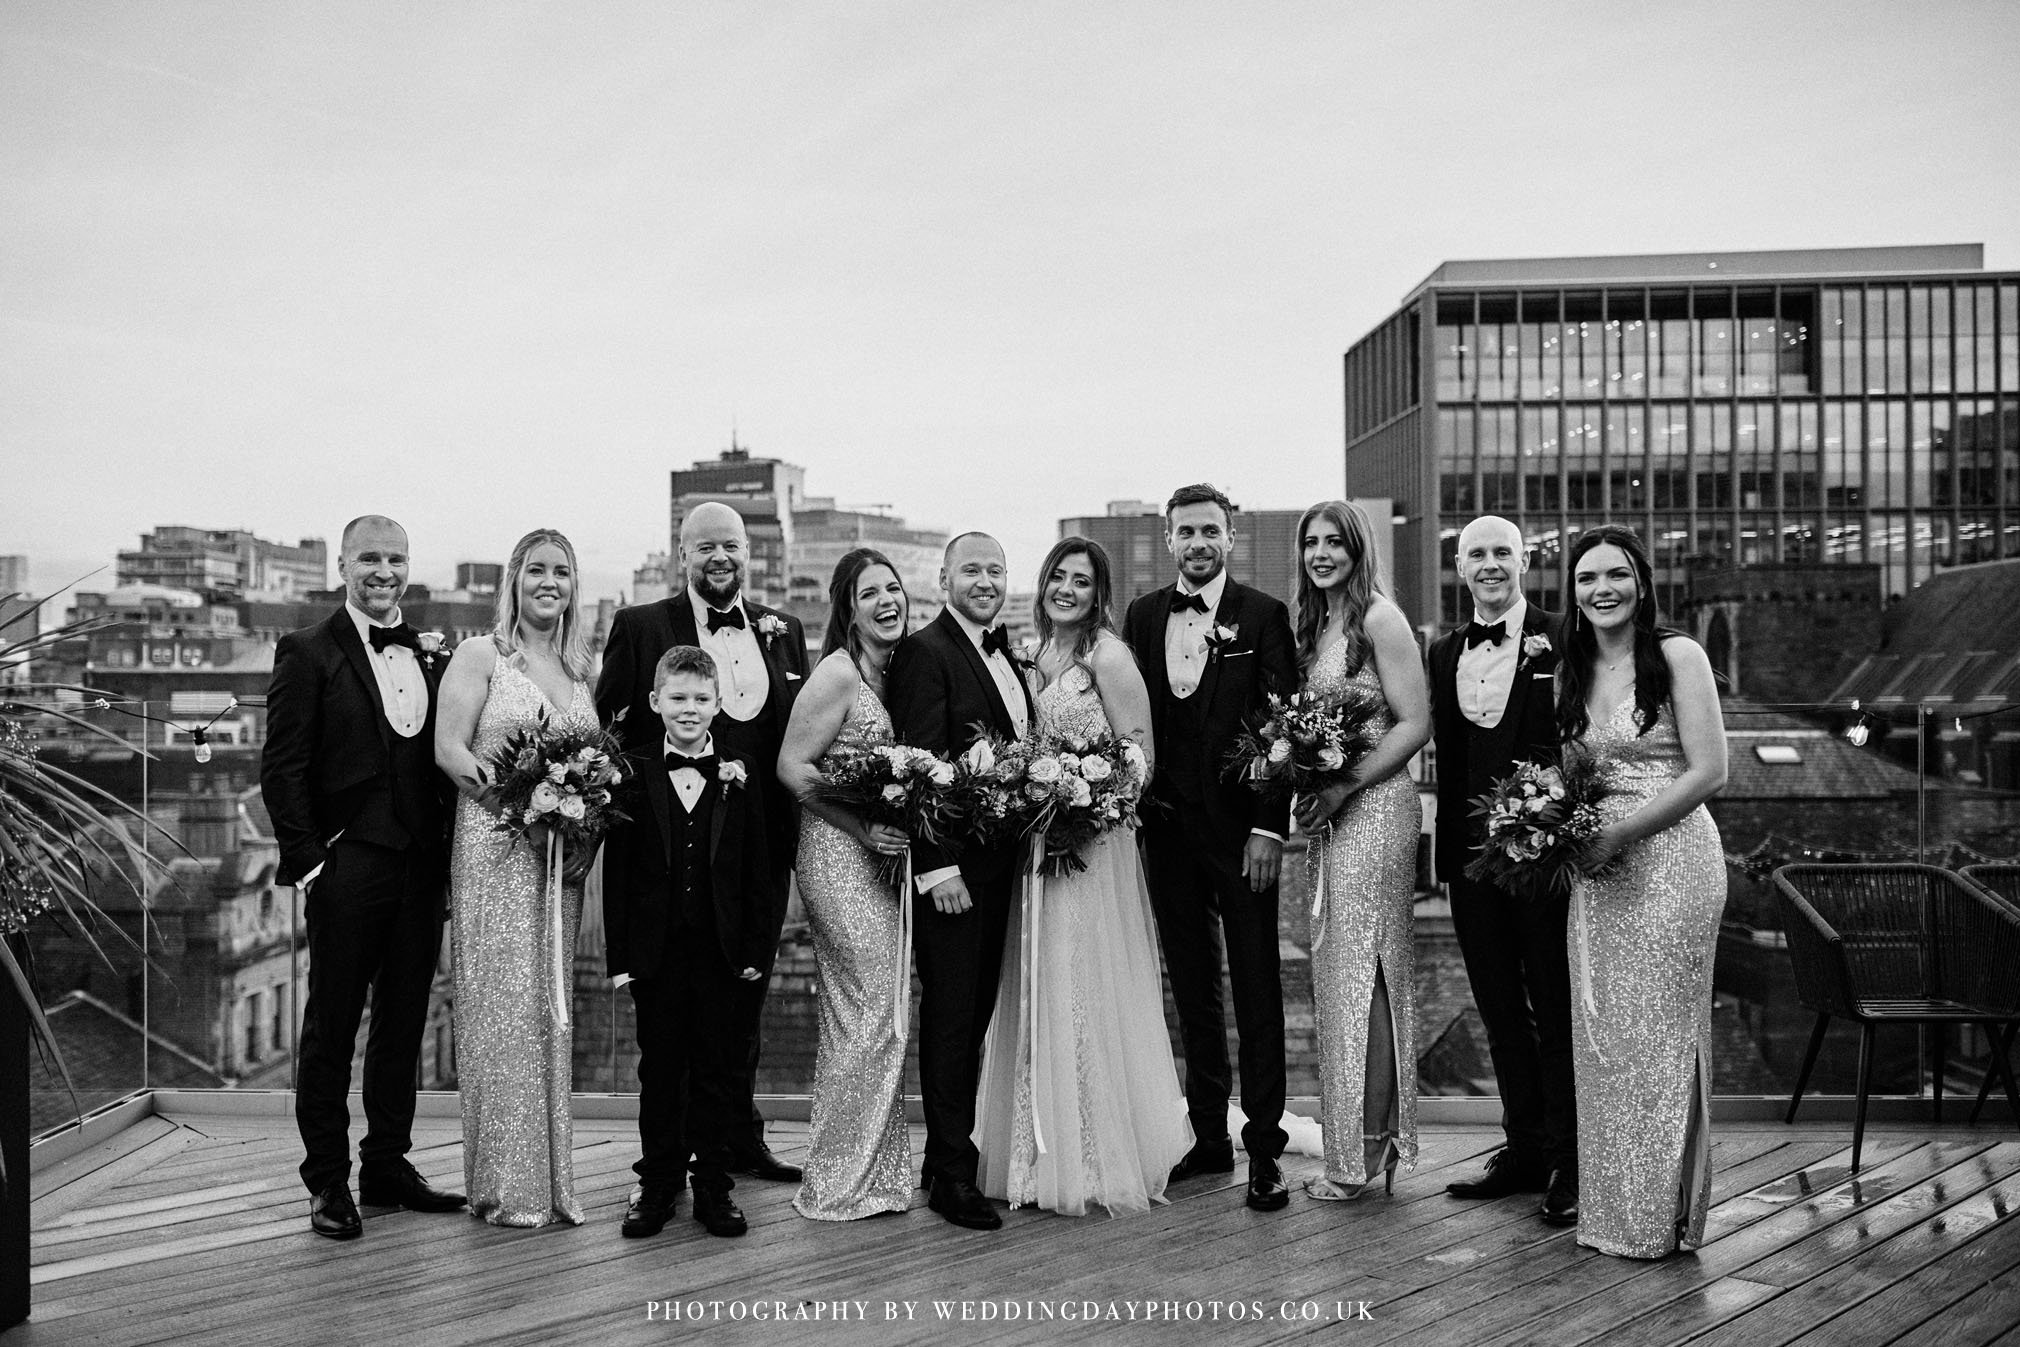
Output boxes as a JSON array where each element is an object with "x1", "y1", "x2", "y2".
[
  {"x1": 339, "y1": 515, "x2": 410, "y2": 621},
  {"x1": 1455, "y1": 515, "x2": 1528, "y2": 622},
  {"x1": 681, "y1": 501, "x2": 749, "y2": 606},
  {"x1": 340, "y1": 514, "x2": 406, "y2": 559},
  {"x1": 941, "y1": 532, "x2": 1007, "y2": 627}
]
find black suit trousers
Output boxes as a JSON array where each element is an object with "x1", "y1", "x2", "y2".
[
  {"x1": 629, "y1": 926, "x2": 742, "y2": 1193},
  {"x1": 910, "y1": 856, "x2": 1016, "y2": 1186},
  {"x1": 1447, "y1": 873, "x2": 1577, "y2": 1169},
  {"x1": 295, "y1": 839, "x2": 445, "y2": 1194},
  {"x1": 1139, "y1": 804, "x2": 1288, "y2": 1160}
]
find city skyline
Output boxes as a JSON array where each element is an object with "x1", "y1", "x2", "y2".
[{"x1": 6, "y1": 4, "x2": 2019, "y2": 610}]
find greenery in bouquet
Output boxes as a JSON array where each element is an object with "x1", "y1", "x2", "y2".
[
  {"x1": 484, "y1": 711, "x2": 632, "y2": 849},
  {"x1": 1463, "y1": 750, "x2": 1617, "y2": 898},
  {"x1": 997, "y1": 729, "x2": 1149, "y2": 877},
  {"x1": 808, "y1": 741, "x2": 964, "y2": 884},
  {"x1": 1224, "y1": 684, "x2": 1386, "y2": 806}
]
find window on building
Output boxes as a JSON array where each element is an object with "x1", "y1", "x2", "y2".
[{"x1": 245, "y1": 991, "x2": 263, "y2": 1063}]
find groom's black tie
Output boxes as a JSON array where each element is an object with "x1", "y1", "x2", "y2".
[
  {"x1": 368, "y1": 623, "x2": 420, "y2": 654},
  {"x1": 981, "y1": 626, "x2": 1011, "y2": 660},
  {"x1": 1170, "y1": 591, "x2": 1209, "y2": 615},
  {"x1": 1464, "y1": 619, "x2": 1507, "y2": 650}
]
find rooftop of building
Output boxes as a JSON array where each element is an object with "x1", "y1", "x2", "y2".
[
  {"x1": 1719, "y1": 697, "x2": 1919, "y2": 801},
  {"x1": 1833, "y1": 558, "x2": 2020, "y2": 708},
  {"x1": 1405, "y1": 242, "x2": 1989, "y2": 302}
]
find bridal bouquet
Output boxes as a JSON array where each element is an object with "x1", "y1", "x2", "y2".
[
  {"x1": 809, "y1": 742, "x2": 962, "y2": 884},
  {"x1": 1463, "y1": 751, "x2": 1616, "y2": 898},
  {"x1": 484, "y1": 712, "x2": 632, "y2": 851},
  {"x1": 1225, "y1": 685, "x2": 1387, "y2": 806},
  {"x1": 997, "y1": 729, "x2": 1149, "y2": 877}
]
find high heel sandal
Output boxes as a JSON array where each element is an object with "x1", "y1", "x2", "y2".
[{"x1": 1304, "y1": 1137, "x2": 1399, "y2": 1202}]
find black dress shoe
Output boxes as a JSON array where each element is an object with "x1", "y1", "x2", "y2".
[
  {"x1": 1539, "y1": 1166, "x2": 1579, "y2": 1227},
  {"x1": 309, "y1": 1182, "x2": 362, "y2": 1240},
  {"x1": 1246, "y1": 1155, "x2": 1291, "y2": 1212},
  {"x1": 621, "y1": 1184, "x2": 680, "y2": 1239},
  {"x1": 1445, "y1": 1150, "x2": 1551, "y2": 1200},
  {"x1": 731, "y1": 1142, "x2": 803, "y2": 1183},
  {"x1": 692, "y1": 1186, "x2": 749, "y2": 1238},
  {"x1": 1168, "y1": 1139, "x2": 1237, "y2": 1184},
  {"x1": 358, "y1": 1161, "x2": 467, "y2": 1213},
  {"x1": 927, "y1": 1176, "x2": 1003, "y2": 1231}
]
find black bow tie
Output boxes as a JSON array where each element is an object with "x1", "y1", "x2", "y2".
[
  {"x1": 1464, "y1": 619, "x2": 1508, "y2": 650},
  {"x1": 664, "y1": 751, "x2": 717, "y2": 776},
  {"x1": 368, "y1": 623, "x2": 420, "y2": 654},
  {"x1": 1170, "y1": 590, "x2": 1209, "y2": 615},
  {"x1": 705, "y1": 605, "x2": 746, "y2": 634},
  {"x1": 981, "y1": 626, "x2": 1011, "y2": 659}
]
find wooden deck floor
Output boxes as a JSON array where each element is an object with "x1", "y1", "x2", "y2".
[{"x1": 17, "y1": 1113, "x2": 2020, "y2": 1345}]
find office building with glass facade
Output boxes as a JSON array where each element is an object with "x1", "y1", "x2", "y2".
[{"x1": 1343, "y1": 245, "x2": 2020, "y2": 629}]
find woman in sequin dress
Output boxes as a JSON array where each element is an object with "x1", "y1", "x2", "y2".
[
  {"x1": 1559, "y1": 526, "x2": 1727, "y2": 1259},
  {"x1": 434, "y1": 528, "x2": 597, "y2": 1227},
  {"x1": 778, "y1": 548, "x2": 915, "y2": 1221},
  {"x1": 975, "y1": 538, "x2": 1192, "y2": 1216},
  {"x1": 1287, "y1": 501, "x2": 1431, "y2": 1201}
]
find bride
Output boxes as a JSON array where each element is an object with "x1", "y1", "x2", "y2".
[{"x1": 975, "y1": 537, "x2": 1192, "y2": 1215}]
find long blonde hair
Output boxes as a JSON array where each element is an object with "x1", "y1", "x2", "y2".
[
  {"x1": 492, "y1": 528, "x2": 592, "y2": 680},
  {"x1": 1292, "y1": 500, "x2": 1386, "y2": 676}
]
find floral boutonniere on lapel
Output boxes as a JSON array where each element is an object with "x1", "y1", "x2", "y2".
[
  {"x1": 1518, "y1": 631, "x2": 1553, "y2": 668},
  {"x1": 1202, "y1": 622, "x2": 1239, "y2": 661},
  {"x1": 1011, "y1": 638, "x2": 1039, "y2": 672},
  {"x1": 754, "y1": 612, "x2": 788, "y2": 648},
  {"x1": 717, "y1": 759, "x2": 749, "y2": 789},
  {"x1": 416, "y1": 631, "x2": 448, "y2": 672}
]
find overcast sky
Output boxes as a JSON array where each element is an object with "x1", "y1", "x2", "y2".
[{"x1": 5, "y1": 1, "x2": 2017, "y2": 605}]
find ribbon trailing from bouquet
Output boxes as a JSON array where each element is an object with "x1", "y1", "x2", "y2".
[
  {"x1": 1572, "y1": 886, "x2": 1601, "y2": 1059},
  {"x1": 1022, "y1": 832, "x2": 1048, "y2": 1157},
  {"x1": 547, "y1": 831, "x2": 571, "y2": 1033},
  {"x1": 1308, "y1": 826, "x2": 1329, "y2": 955},
  {"x1": 893, "y1": 850, "x2": 913, "y2": 1046}
]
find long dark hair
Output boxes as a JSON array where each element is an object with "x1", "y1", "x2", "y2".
[
  {"x1": 1033, "y1": 537, "x2": 1116, "y2": 671},
  {"x1": 820, "y1": 547, "x2": 907, "y2": 663},
  {"x1": 1291, "y1": 499, "x2": 1385, "y2": 676},
  {"x1": 1556, "y1": 525, "x2": 1675, "y2": 741}
]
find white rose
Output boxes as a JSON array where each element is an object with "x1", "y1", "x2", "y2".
[
  {"x1": 1316, "y1": 746, "x2": 1345, "y2": 771},
  {"x1": 1068, "y1": 777, "x2": 1093, "y2": 807},
  {"x1": 1027, "y1": 757, "x2": 1063, "y2": 785},
  {"x1": 530, "y1": 782, "x2": 561, "y2": 814},
  {"x1": 545, "y1": 762, "x2": 567, "y2": 783},
  {"x1": 1121, "y1": 740, "x2": 1147, "y2": 772},
  {"x1": 961, "y1": 739, "x2": 995, "y2": 774},
  {"x1": 557, "y1": 794, "x2": 586, "y2": 820},
  {"x1": 1079, "y1": 756, "x2": 1112, "y2": 783},
  {"x1": 881, "y1": 783, "x2": 907, "y2": 804},
  {"x1": 927, "y1": 761, "x2": 956, "y2": 787},
  {"x1": 1267, "y1": 739, "x2": 1293, "y2": 765}
]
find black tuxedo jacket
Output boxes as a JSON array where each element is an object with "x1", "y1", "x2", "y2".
[
  {"x1": 602, "y1": 751, "x2": 779, "y2": 981},
  {"x1": 1427, "y1": 605, "x2": 1566, "y2": 879},
  {"x1": 1122, "y1": 578, "x2": 1297, "y2": 839},
  {"x1": 885, "y1": 608, "x2": 1036, "y2": 879},
  {"x1": 594, "y1": 591, "x2": 809, "y2": 855},
  {"x1": 259, "y1": 607, "x2": 454, "y2": 888}
]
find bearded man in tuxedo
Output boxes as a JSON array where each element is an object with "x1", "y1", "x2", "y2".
[{"x1": 595, "y1": 500, "x2": 809, "y2": 1184}]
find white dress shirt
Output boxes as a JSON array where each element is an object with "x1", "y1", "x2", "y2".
[
  {"x1": 689, "y1": 590, "x2": 769, "y2": 722},
  {"x1": 1162, "y1": 569, "x2": 1227, "y2": 700},
  {"x1": 1455, "y1": 595, "x2": 1529, "y2": 730},
  {"x1": 344, "y1": 602, "x2": 427, "y2": 738},
  {"x1": 915, "y1": 609, "x2": 1030, "y2": 893},
  {"x1": 663, "y1": 734, "x2": 716, "y2": 814}
]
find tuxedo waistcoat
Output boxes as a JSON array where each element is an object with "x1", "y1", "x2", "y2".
[
  {"x1": 343, "y1": 720, "x2": 443, "y2": 853},
  {"x1": 668, "y1": 779, "x2": 719, "y2": 935},
  {"x1": 1159, "y1": 682, "x2": 1215, "y2": 804}
]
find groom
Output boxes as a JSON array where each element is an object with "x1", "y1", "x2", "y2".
[
  {"x1": 886, "y1": 531, "x2": 1033, "y2": 1231},
  {"x1": 1427, "y1": 514, "x2": 1577, "y2": 1227},
  {"x1": 1124, "y1": 483, "x2": 1299, "y2": 1212},
  {"x1": 596, "y1": 500, "x2": 809, "y2": 1185},
  {"x1": 260, "y1": 514, "x2": 464, "y2": 1240}
]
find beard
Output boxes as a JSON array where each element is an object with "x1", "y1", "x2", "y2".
[{"x1": 691, "y1": 564, "x2": 742, "y2": 606}]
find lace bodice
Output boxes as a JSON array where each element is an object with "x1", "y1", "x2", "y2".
[{"x1": 1036, "y1": 663, "x2": 1110, "y2": 741}]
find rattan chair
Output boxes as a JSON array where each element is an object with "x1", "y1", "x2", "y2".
[
  {"x1": 1771, "y1": 863, "x2": 2020, "y2": 1171},
  {"x1": 1957, "y1": 863, "x2": 2020, "y2": 1125}
]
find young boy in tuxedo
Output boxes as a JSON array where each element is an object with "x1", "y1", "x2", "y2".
[{"x1": 602, "y1": 645, "x2": 779, "y2": 1239}]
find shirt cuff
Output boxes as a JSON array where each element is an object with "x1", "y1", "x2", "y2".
[
  {"x1": 1250, "y1": 829, "x2": 1284, "y2": 844},
  {"x1": 612, "y1": 974, "x2": 634, "y2": 989},
  {"x1": 915, "y1": 864, "x2": 962, "y2": 894},
  {"x1": 297, "y1": 861, "x2": 325, "y2": 890}
]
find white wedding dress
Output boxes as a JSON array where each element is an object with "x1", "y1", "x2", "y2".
[{"x1": 975, "y1": 663, "x2": 1193, "y2": 1215}]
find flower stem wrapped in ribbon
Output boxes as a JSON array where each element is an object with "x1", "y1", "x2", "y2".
[{"x1": 1463, "y1": 750, "x2": 1617, "y2": 899}]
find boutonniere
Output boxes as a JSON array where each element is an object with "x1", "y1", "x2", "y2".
[
  {"x1": 1520, "y1": 632, "x2": 1553, "y2": 663},
  {"x1": 717, "y1": 760, "x2": 748, "y2": 788},
  {"x1": 755, "y1": 613, "x2": 788, "y2": 645},
  {"x1": 1011, "y1": 639, "x2": 1038, "y2": 671},
  {"x1": 416, "y1": 631, "x2": 447, "y2": 669},
  {"x1": 1203, "y1": 623, "x2": 1238, "y2": 659}
]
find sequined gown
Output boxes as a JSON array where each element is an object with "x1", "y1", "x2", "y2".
[
  {"x1": 1305, "y1": 641, "x2": 1420, "y2": 1186},
  {"x1": 793, "y1": 676, "x2": 912, "y2": 1221},
  {"x1": 1570, "y1": 699, "x2": 1724, "y2": 1259},
  {"x1": 448, "y1": 661, "x2": 592, "y2": 1227},
  {"x1": 976, "y1": 663, "x2": 1193, "y2": 1216}
]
